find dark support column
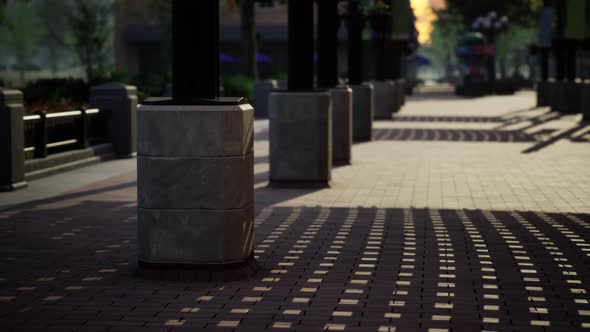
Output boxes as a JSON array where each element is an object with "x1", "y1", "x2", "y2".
[
  {"x1": 317, "y1": 0, "x2": 339, "y2": 89},
  {"x1": 554, "y1": 1, "x2": 566, "y2": 81},
  {"x1": 172, "y1": 0, "x2": 219, "y2": 100},
  {"x1": 288, "y1": 0, "x2": 314, "y2": 91},
  {"x1": 555, "y1": 48, "x2": 566, "y2": 80},
  {"x1": 137, "y1": 0, "x2": 254, "y2": 273},
  {"x1": 540, "y1": 48, "x2": 549, "y2": 81},
  {"x1": 382, "y1": 40, "x2": 395, "y2": 80},
  {"x1": 391, "y1": 46, "x2": 402, "y2": 79},
  {"x1": 347, "y1": 0, "x2": 364, "y2": 85},
  {"x1": 566, "y1": 46, "x2": 577, "y2": 81}
]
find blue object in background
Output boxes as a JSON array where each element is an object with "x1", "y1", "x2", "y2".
[{"x1": 256, "y1": 53, "x2": 272, "y2": 63}]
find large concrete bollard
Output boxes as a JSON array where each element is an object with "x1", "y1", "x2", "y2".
[
  {"x1": 373, "y1": 81, "x2": 395, "y2": 120},
  {"x1": 582, "y1": 82, "x2": 590, "y2": 121},
  {"x1": 330, "y1": 86, "x2": 352, "y2": 164},
  {"x1": 561, "y1": 82, "x2": 582, "y2": 115},
  {"x1": 253, "y1": 80, "x2": 278, "y2": 118},
  {"x1": 137, "y1": 100, "x2": 255, "y2": 265},
  {"x1": 548, "y1": 81, "x2": 561, "y2": 112},
  {"x1": 351, "y1": 83, "x2": 374, "y2": 141},
  {"x1": 536, "y1": 81, "x2": 550, "y2": 107},
  {"x1": 90, "y1": 83, "x2": 138, "y2": 157},
  {"x1": 0, "y1": 88, "x2": 27, "y2": 191},
  {"x1": 397, "y1": 79, "x2": 406, "y2": 107},
  {"x1": 269, "y1": 91, "x2": 332, "y2": 187}
]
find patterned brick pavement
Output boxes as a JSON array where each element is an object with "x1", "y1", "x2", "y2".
[{"x1": 0, "y1": 91, "x2": 589, "y2": 331}]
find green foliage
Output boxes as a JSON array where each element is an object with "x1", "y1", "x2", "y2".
[
  {"x1": 0, "y1": 0, "x2": 40, "y2": 86},
  {"x1": 68, "y1": 0, "x2": 112, "y2": 82},
  {"x1": 365, "y1": 0, "x2": 390, "y2": 16},
  {"x1": 222, "y1": 75, "x2": 254, "y2": 101},
  {"x1": 426, "y1": 7, "x2": 464, "y2": 74},
  {"x1": 269, "y1": 72, "x2": 288, "y2": 81},
  {"x1": 134, "y1": 74, "x2": 167, "y2": 102},
  {"x1": 444, "y1": 0, "x2": 542, "y2": 28},
  {"x1": 22, "y1": 78, "x2": 89, "y2": 106}
]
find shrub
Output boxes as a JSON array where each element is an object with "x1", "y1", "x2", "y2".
[
  {"x1": 22, "y1": 78, "x2": 89, "y2": 106},
  {"x1": 222, "y1": 75, "x2": 254, "y2": 101}
]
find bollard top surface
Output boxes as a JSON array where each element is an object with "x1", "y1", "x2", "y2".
[
  {"x1": 0, "y1": 88, "x2": 23, "y2": 106},
  {"x1": 90, "y1": 82, "x2": 138, "y2": 97}
]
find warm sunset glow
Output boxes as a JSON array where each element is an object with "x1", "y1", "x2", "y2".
[{"x1": 411, "y1": 0, "x2": 446, "y2": 44}]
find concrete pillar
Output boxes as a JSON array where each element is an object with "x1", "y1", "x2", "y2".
[
  {"x1": 561, "y1": 82, "x2": 582, "y2": 114},
  {"x1": 90, "y1": 83, "x2": 138, "y2": 157},
  {"x1": 136, "y1": 0, "x2": 254, "y2": 270},
  {"x1": 269, "y1": 91, "x2": 332, "y2": 187},
  {"x1": 373, "y1": 81, "x2": 395, "y2": 119},
  {"x1": 582, "y1": 82, "x2": 590, "y2": 121},
  {"x1": 331, "y1": 86, "x2": 352, "y2": 164},
  {"x1": 537, "y1": 81, "x2": 550, "y2": 107},
  {"x1": 318, "y1": 0, "x2": 352, "y2": 166},
  {"x1": 397, "y1": 79, "x2": 406, "y2": 107},
  {"x1": 0, "y1": 88, "x2": 27, "y2": 191},
  {"x1": 352, "y1": 83, "x2": 374, "y2": 141},
  {"x1": 268, "y1": 0, "x2": 332, "y2": 187},
  {"x1": 548, "y1": 81, "x2": 561, "y2": 112},
  {"x1": 137, "y1": 102, "x2": 254, "y2": 265},
  {"x1": 253, "y1": 80, "x2": 278, "y2": 118}
]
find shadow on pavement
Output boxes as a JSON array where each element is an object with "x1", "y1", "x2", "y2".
[
  {"x1": 0, "y1": 203, "x2": 589, "y2": 330},
  {"x1": 522, "y1": 122, "x2": 590, "y2": 153}
]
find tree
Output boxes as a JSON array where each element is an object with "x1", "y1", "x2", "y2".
[
  {"x1": 428, "y1": 7, "x2": 464, "y2": 79},
  {"x1": 68, "y1": 0, "x2": 112, "y2": 82},
  {"x1": 444, "y1": 0, "x2": 543, "y2": 27},
  {"x1": 0, "y1": 0, "x2": 40, "y2": 86},
  {"x1": 36, "y1": 0, "x2": 73, "y2": 73}
]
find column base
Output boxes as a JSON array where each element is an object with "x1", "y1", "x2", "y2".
[
  {"x1": 253, "y1": 80, "x2": 278, "y2": 118},
  {"x1": 561, "y1": 82, "x2": 582, "y2": 115},
  {"x1": 268, "y1": 91, "x2": 332, "y2": 187},
  {"x1": 0, "y1": 181, "x2": 27, "y2": 192},
  {"x1": 373, "y1": 81, "x2": 395, "y2": 119},
  {"x1": 582, "y1": 83, "x2": 590, "y2": 122},
  {"x1": 330, "y1": 86, "x2": 352, "y2": 165},
  {"x1": 351, "y1": 83, "x2": 374, "y2": 142},
  {"x1": 536, "y1": 81, "x2": 550, "y2": 107},
  {"x1": 136, "y1": 254, "x2": 259, "y2": 281},
  {"x1": 137, "y1": 102, "x2": 254, "y2": 266}
]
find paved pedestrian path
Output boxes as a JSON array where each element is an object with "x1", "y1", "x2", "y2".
[{"x1": 0, "y1": 90, "x2": 589, "y2": 331}]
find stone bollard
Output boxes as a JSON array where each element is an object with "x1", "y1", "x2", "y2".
[
  {"x1": 0, "y1": 88, "x2": 27, "y2": 191},
  {"x1": 90, "y1": 83, "x2": 138, "y2": 157},
  {"x1": 330, "y1": 86, "x2": 353, "y2": 164},
  {"x1": 397, "y1": 79, "x2": 406, "y2": 108},
  {"x1": 137, "y1": 100, "x2": 254, "y2": 265},
  {"x1": 583, "y1": 82, "x2": 590, "y2": 122},
  {"x1": 373, "y1": 81, "x2": 395, "y2": 120},
  {"x1": 278, "y1": 80, "x2": 288, "y2": 90},
  {"x1": 536, "y1": 81, "x2": 550, "y2": 107},
  {"x1": 253, "y1": 80, "x2": 278, "y2": 118},
  {"x1": 351, "y1": 83, "x2": 374, "y2": 141},
  {"x1": 548, "y1": 81, "x2": 561, "y2": 112},
  {"x1": 269, "y1": 91, "x2": 332, "y2": 187},
  {"x1": 561, "y1": 82, "x2": 582, "y2": 115}
]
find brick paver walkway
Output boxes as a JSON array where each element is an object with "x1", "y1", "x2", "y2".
[{"x1": 1, "y1": 90, "x2": 589, "y2": 331}]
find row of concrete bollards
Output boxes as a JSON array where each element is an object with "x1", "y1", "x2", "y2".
[
  {"x1": 254, "y1": 79, "x2": 405, "y2": 189},
  {"x1": 537, "y1": 81, "x2": 590, "y2": 121}
]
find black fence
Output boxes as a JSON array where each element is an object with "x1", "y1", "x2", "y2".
[{"x1": 23, "y1": 108, "x2": 110, "y2": 160}]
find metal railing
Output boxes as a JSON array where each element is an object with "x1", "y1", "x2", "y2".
[{"x1": 23, "y1": 108, "x2": 110, "y2": 159}]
